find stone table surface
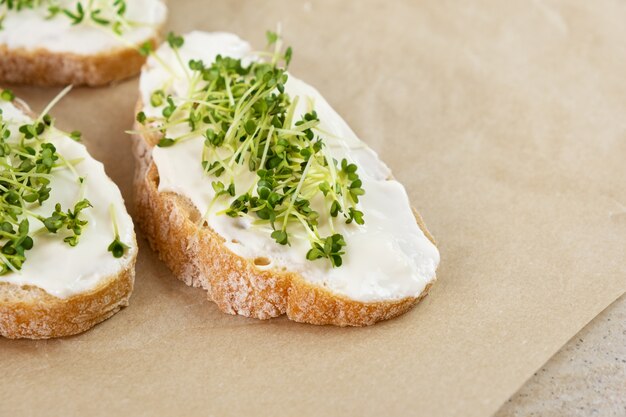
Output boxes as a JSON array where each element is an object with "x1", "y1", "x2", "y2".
[{"x1": 495, "y1": 294, "x2": 626, "y2": 417}]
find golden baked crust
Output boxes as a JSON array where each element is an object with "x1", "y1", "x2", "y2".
[
  {"x1": 0, "y1": 248, "x2": 136, "y2": 339},
  {"x1": 0, "y1": 40, "x2": 158, "y2": 87},
  {"x1": 132, "y1": 102, "x2": 437, "y2": 327}
]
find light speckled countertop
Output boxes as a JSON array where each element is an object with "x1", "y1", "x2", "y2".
[{"x1": 495, "y1": 294, "x2": 626, "y2": 417}]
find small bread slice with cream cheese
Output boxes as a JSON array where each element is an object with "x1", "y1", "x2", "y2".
[
  {"x1": 133, "y1": 31, "x2": 440, "y2": 326},
  {"x1": 0, "y1": 0, "x2": 167, "y2": 86},
  {"x1": 0, "y1": 90, "x2": 137, "y2": 339}
]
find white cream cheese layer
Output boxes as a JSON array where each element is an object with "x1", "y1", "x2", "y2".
[
  {"x1": 0, "y1": 0, "x2": 167, "y2": 55},
  {"x1": 140, "y1": 31, "x2": 440, "y2": 303},
  {"x1": 0, "y1": 100, "x2": 135, "y2": 299}
]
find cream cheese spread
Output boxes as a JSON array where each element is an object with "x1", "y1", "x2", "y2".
[
  {"x1": 0, "y1": 0, "x2": 167, "y2": 55},
  {"x1": 0, "y1": 100, "x2": 135, "y2": 298},
  {"x1": 140, "y1": 31, "x2": 440, "y2": 302}
]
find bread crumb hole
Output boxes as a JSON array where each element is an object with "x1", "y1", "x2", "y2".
[{"x1": 254, "y1": 257, "x2": 271, "y2": 266}]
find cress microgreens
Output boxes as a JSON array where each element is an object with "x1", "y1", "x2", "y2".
[
  {"x1": 137, "y1": 31, "x2": 367, "y2": 268},
  {"x1": 0, "y1": 88, "x2": 126, "y2": 274},
  {"x1": 0, "y1": 0, "x2": 130, "y2": 35},
  {"x1": 42, "y1": 199, "x2": 92, "y2": 246},
  {"x1": 107, "y1": 204, "x2": 129, "y2": 258}
]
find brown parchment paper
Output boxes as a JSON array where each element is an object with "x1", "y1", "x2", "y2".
[{"x1": 1, "y1": 1, "x2": 625, "y2": 416}]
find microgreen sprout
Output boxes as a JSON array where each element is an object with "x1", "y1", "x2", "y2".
[
  {"x1": 63, "y1": 1, "x2": 85, "y2": 25},
  {"x1": 139, "y1": 31, "x2": 367, "y2": 267},
  {"x1": 42, "y1": 199, "x2": 92, "y2": 246},
  {"x1": 69, "y1": 130, "x2": 82, "y2": 141},
  {"x1": 138, "y1": 41, "x2": 153, "y2": 57},
  {"x1": 136, "y1": 111, "x2": 147, "y2": 124},
  {"x1": 107, "y1": 204, "x2": 129, "y2": 258},
  {"x1": 1, "y1": 89, "x2": 14, "y2": 102}
]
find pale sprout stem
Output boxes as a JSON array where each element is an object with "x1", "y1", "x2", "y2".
[
  {"x1": 225, "y1": 75, "x2": 235, "y2": 107},
  {"x1": 282, "y1": 156, "x2": 313, "y2": 230},
  {"x1": 284, "y1": 96, "x2": 299, "y2": 128},
  {"x1": 109, "y1": 204, "x2": 120, "y2": 238},
  {"x1": 38, "y1": 85, "x2": 73, "y2": 122},
  {"x1": 259, "y1": 126, "x2": 274, "y2": 169},
  {"x1": 174, "y1": 48, "x2": 191, "y2": 83},
  {"x1": 0, "y1": 253, "x2": 20, "y2": 274}
]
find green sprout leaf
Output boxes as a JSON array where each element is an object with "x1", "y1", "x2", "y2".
[
  {"x1": 90, "y1": 8, "x2": 110, "y2": 26},
  {"x1": 69, "y1": 130, "x2": 82, "y2": 141},
  {"x1": 136, "y1": 111, "x2": 147, "y2": 124},
  {"x1": 266, "y1": 30, "x2": 278, "y2": 45},
  {"x1": 63, "y1": 2, "x2": 85, "y2": 25},
  {"x1": 108, "y1": 238, "x2": 129, "y2": 258},
  {"x1": 138, "y1": 41, "x2": 153, "y2": 57},
  {"x1": 1, "y1": 89, "x2": 14, "y2": 102},
  {"x1": 271, "y1": 230, "x2": 289, "y2": 245},
  {"x1": 166, "y1": 31, "x2": 184, "y2": 49},
  {"x1": 157, "y1": 138, "x2": 176, "y2": 147}
]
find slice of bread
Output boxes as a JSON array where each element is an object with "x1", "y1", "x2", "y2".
[
  {"x1": 132, "y1": 31, "x2": 439, "y2": 326},
  {"x1": 0, "y1": 94, "x2": 137, "y2": 339},
  {"x1": 133, "y1": 104, "x2": 436, "y2": 327},
  {"x1": 0, "y1": 1, "x2": 167, "y2": 86}
]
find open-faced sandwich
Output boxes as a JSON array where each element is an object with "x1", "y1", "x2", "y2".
[
  {"x1": 0, "y1": 0, "x2": 167, "y2": 86},
  {"x1": 0, "y1": 89, "x2": 136, "y2": 339},
  {"x1": 132, "y1": 31, "x2": 440, "y2": 326}
]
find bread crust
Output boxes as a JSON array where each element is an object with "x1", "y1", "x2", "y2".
[
  {"x1": 0, "y1": 40, "x2": 157, "y2": 87},
  {"x1": 0, "y1": 245, "x2": 137, "y2": 339},
  {"x1": 132, "y1": 102, "x2": 437, "y2": 326}
]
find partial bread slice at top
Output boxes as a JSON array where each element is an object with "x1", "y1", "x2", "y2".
[
  {"x1": 0, "y1": 1, "x2": 167, "y2": 86},
  {"x1": 0, "y1": 43, "x2": 156, "y2": 87},
  {"x1": 0, "y1": 95, "x2": 137, "y2": 339}
]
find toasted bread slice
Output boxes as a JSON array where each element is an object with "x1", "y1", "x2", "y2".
[
  {"x1": 133, "y1": 105, "x2": 436, "y2": 327},
  {"x1": 0, "y1": 95, "x2": 137, "y2": 339},
  {"x1": 0, "y1": 1, "x2": 167, "y2": 86}
]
